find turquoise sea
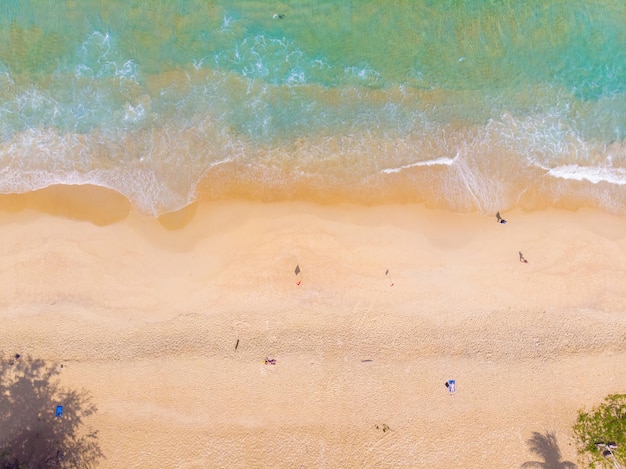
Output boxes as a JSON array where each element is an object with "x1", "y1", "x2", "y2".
[{"x1": 0, "y1": 0, "x2": 624, "y2": 215}]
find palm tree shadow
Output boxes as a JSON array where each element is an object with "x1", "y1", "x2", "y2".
[
  {"x1": 0, "y1": 355, "x2": 104, "y2": 468},
  {"x1": 521, "y1": 431, "x2": 577, "y2": 468}
]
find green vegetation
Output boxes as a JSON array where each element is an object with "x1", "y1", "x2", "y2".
[{"x1": 572, "y1": 394, "x2": 626, "y2": 468}]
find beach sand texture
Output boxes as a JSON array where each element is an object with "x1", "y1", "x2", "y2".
[{"x1": 1, "y1": 189, "x2": 625, "y2": 468}]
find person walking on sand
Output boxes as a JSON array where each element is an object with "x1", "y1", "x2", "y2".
[
  {"x1": 519, "y1": 251, "x2": 528, "y2": 263},
  {"x1": 496, "y1": 211, "x2": 507, "y2": 224}
]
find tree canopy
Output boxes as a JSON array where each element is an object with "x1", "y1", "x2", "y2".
[{"x1": 572, "y1": 393, "x2": 626, "y2": 468}]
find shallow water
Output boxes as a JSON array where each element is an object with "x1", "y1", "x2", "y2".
[{"x1": 0, "y1": 0, "x2": 624, "y2": 215}]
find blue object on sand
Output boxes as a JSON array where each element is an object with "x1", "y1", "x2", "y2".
[
  {"x1": 448, "y1": 380, "x2": 456, "y2": 393},
  {"x1": 56, "y1": 405, "x2": 63, "y2": 417}
]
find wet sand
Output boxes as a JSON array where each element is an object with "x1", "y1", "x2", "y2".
[{"x1": 1, "y1": 189, "x2": 625, "y2": 468}]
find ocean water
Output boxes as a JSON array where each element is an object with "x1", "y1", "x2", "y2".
[{"x1": 0, "y1": 0, "x2": 624, "y2": 215}]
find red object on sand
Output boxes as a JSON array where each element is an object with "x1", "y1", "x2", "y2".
[{"x1": 296, "y1": 281, "x2": 301, "y2": 286}]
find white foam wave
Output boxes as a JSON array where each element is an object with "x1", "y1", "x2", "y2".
[
  {"x1": 0, "y1": 125, "x2": 240, "y2": 216},
  {"x1": 76, "y1": 30, "x2": 139, "y2": 83},
  {"x1": 381, "y1": 155, "x2": 458, "y2": 174},
  {"x1": 543, "y1": 164, "x2": 626, "y2": 185},
  {"x1": 213, "y1": 35, "x2": 308, "y2": 85}
]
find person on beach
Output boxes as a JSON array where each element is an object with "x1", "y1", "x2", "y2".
[
  {"x1": 496, "y1": 212, "x2": 507, "y2": 224},
  {"x1": 519, "y1": 251, "x2": 528, "y2": 263}
]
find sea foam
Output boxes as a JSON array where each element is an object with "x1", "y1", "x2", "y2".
[
  {"x1": 381, "y1": 156, "x2": 459, "y2": 174},
  {"x1": 0, "y1": 0, "x2": 624, "y2": 216},
  {"x1": 544, "y1": 165, "x2": 626, "y2": 185}
]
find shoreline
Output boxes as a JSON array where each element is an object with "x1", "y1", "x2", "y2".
[
  {"x1": 2, "y1": 171, "x2": 626, "y2": 225},
  {"x1": 1, "y1": 195, "x2": 625, "y2": 467}
]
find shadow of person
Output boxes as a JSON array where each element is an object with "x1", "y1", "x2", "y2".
[
  {"x1": 521, "y1": 431, "x2": 577, "y2": 468},
  {"x1": 0, "y1": 355, "x2": 104, "y2": 468}
]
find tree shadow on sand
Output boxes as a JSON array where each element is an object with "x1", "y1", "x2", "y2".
[
  {"x1": 0, "y1": 355, "x2": 103, "y2": 468},
  {"x1": 521, "y1": 431, "x2": 577, "y2": 469}
]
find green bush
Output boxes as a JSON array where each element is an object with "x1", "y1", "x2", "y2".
[{"x1": 572, "y1": 394, "x2": 626, "y2": 468}]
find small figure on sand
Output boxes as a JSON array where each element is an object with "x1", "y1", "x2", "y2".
[
  {"x1": 446, "y1": 379, "x2": 456, "y2": 393},
  {"x1": 385, "y1": 269, "x2": 394, "y2": 287},
  {"x1": 7, "y1": 353, "x2": 21, "y2": 366},
  {"x1": 496, "y1": 211, "x2": 507, "y2": 224},
  {"x1": 264, "y1": 358, "x2": 276, "y2": 365},
  {"x1": 295, "y1": 264, "x2": 302, "y2": 286},
  {"x1": 519, "y1": 251, "x2": 528, "y2": 263}
]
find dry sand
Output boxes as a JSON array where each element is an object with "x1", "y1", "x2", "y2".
[{"x1": 1, "y1": 187, "x2": 625, "y2": 468}]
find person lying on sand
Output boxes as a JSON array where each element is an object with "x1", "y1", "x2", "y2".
[{"x1": 264, "y1": 358, "x2": 276, "y2": 365}]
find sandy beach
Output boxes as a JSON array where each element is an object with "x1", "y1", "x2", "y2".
[{"x1": 1, "y1": 187, "x2": 625, "y2": 468}]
